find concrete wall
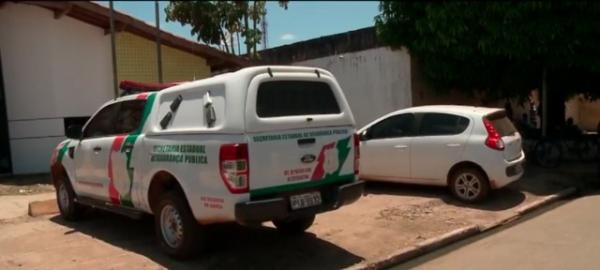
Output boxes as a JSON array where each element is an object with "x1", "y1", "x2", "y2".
[
  {"x1": 566, "y1": 96, "x2": 600, "y2": 132},
  {"x1": 116, "y1": 32, "x2": 211, "y2": 83},
  {"x1": 0, "y1": 3, "x2": 114, "y2": 174},
  {"x1": 293, "y1": 47, "x2": 412, "y2": 127}
]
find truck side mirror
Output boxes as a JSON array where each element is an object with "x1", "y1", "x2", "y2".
[
  {"x1": 359, "y1": 130, "x2": 369, "y2": 141},
  {"x1": 66, "y1": 125, "x2": 83, "y2": 140}
]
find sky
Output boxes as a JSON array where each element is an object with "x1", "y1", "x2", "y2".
[{"x1": 95, "y1": 1, "x2": 380, "y2": 54}]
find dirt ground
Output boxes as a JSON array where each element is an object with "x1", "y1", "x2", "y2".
[
  {"x1": 0, "y1": 163, "x2": 596, "y2": 270},
  {"x1": 0, "y1": 174, "x2": 54, "y2": 196}
]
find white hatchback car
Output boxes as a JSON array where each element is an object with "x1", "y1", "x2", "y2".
[{"x1": 358, "y1": 105, "x2": 525, "y2": 203}]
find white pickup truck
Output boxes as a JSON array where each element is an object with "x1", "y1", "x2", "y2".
[{"x1": 50, "y1": 66, "x2": 364, "y2": 258}]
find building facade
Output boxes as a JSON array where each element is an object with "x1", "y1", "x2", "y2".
[{"x1": 0, "y1": 1, "x2": 248, "y2": 175}]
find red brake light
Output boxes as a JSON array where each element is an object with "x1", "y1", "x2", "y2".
[
  {"x1": 353, "y1": 133, "x2": 360, "y2": 175},
  {"x1": 219, "y1": 143, "x2": 249, "y2": 193},
  {"x1": 483, "y1": 118, "x2": 505, "y2": 151}
]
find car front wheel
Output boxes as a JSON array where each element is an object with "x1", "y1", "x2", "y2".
[{"x1": 449, "y1": 168, "x2": 490, "y2": 203}]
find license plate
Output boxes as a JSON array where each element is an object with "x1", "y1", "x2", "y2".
[{"x1": 290, "y1": 191, "x2": 322, "y2": 210}]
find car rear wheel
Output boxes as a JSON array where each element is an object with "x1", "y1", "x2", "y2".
[
  {"x1": 273, "y1": 214, "x2": 315, "y2": 234},
  {"x1": 55, "y1": 177, "x2": 85, "y2": 221},
  {"x1": 154, "y1": 191, "x2": 205, "y2": 259},
  {"x1": 449, "y1": 168, "x2": 490, "y2": 203}
]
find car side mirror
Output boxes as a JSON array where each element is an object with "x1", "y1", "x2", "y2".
[
  {"x1": 66, "y1": 125, "x2": 83, "y2": 140},
  {"x1": 359, "y1": 130, "x2": 369, "y2": 141}
]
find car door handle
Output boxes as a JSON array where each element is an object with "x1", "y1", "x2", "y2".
[
  {"x1": 93, "y1": 146, "x2": 102, "y2": 152},
  {"x1": 393, "y1": 145, "x2": 408, "y2": 149},
  {"x1": 446, "y1": 143, "x2": 461, "y2": 147}
]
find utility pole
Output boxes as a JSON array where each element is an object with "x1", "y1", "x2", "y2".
[
  {"x1": 155, "y1": 0, "x2": 163, "y2": 83},
  {"x1": 109, "y1": 0, "x2": 119, "y2": 98}
]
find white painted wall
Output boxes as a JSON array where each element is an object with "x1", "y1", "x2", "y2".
[
  {"x1": 294, "y1": 47, "x2": 412, "y2": 128},
  {"x1": 0, "y1": 3, "x2": 114, "y2": 174}
]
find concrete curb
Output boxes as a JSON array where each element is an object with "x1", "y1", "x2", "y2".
[
  {"x1": 346, "y1": 226, "x2": 480, "y2": 270},
  {"x1": 28, "y1": 199, "x2": 58, "y2": 217},
  {"x1": 346, "y1": 187, "x2": 578, "y2": 270},
  {"x1": 515, "y1": 187, "x2": 578, "y2": 216}
]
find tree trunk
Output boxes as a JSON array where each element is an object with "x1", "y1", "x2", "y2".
[
  {"x1": 252, "y1": 1, "x2": 257, "y2": 57},
  {"x1": 219, "y1": 30, "x2": 230, "y2": 54},
  {"x1": 244, "y1": 12, "x2": 250, "y2": 55},
  {"x1": 230, "y1": 32, "x2": 235, "y2": 55}
]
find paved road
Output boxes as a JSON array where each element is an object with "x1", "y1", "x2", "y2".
[{"x1": 395, "y1": 193, "x2": 600, "y2": 270}]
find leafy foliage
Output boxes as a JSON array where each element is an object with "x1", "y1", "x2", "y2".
[
  {"x1": 375, "y1": 2, "x2": 600, "y2": 99},
  {"x1": 166, "y1": 1, "x2": 287, "y2": 58}
]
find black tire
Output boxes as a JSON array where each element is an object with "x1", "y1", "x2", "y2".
[
  {"x1": 154, "y1": 191, "x2": 204, "y2": 260},
  {"x1": 577, "y1": 139, "x2": 598, "y2": 162},
  {"x1": 273, "y1": 214, "x2": 315, "y2": 234},
  {"x1": 448, "y1": 167, "x2": 490, "y2": 203},
  {"x1": 55, "y1": 177, "x2": 85, "y2": 221},
  {"x1": 534, "y1": 139, "x2": 561, "y2": 168}
]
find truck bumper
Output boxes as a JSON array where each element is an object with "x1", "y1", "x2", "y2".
[{"x1": 235, "y1": 180, "x2": 364, "y2": 225}]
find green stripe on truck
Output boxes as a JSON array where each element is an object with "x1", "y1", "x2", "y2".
[{"x1": 250, "y1": 174, "x2": 355, "y2": 198}]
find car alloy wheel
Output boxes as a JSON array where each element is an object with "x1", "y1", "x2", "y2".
[{"x1": 454, "y1": 172, "x2": 481, "y2": 201}]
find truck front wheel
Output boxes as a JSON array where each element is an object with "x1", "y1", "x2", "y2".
[
  {"x1": 154, "y1": 191, "x2": 204, "y2": 259},
  {"x1": 273, "y1": 214, "x2": 315, "y2": 234},
  {"x1": 56, "y1": 177, "x2": 84, "y2": 221}
]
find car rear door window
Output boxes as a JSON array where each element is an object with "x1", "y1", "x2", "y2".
[
  {"x1": 116, "y1": 100, "x2": 146, "y2": 134},
  {"x1": 82, "y1": 103, "x2": 120, "y2": 138},
  {"x1": 418, "y1": 113, "x2": 470, "y2": 136},
  {"x1": 368, "y1": 113, "x2": 416, "y2": 139},
  {"x1": 256, "y1": 81, "x2": 341, "y2": 117}
]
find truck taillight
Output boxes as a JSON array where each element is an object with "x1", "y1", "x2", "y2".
[
  {"x1": 353, "y1": 133, "x2": 360, "y2": 175},
  {"x1": 483, "y1": 118, "x2": 505, "y2": 151},
  {"x1": 219, "y1": 143, "x2": 249, "y2": 193}
]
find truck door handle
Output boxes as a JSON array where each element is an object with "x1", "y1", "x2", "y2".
[
  {"x1": 393, "y1": 145, "x2": 408, "y2": 149},
  {"x1": 123, "y1": 145, "x2": 133, "y2": 153},
  {"x1": 298, "y1": 138, "x2": 316, "y2": 146},
  {"x1": 93, "y1": 146, "x2": 102, "y2": 152},
  {"x1": 446, "y1": 143, "x2": 461, "y2": 147}
]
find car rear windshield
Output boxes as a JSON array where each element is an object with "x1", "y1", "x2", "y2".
[
  {"x1": 256, "y1": 81, "x2": 341, "y2": 118},
  {"x1": 487, "y1": 111, "x2": 517, "y2": 136}
]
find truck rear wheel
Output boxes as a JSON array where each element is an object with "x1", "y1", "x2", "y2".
[
  {"x1": 273, "y1": 214, "x2": 315, "y2": 234},
  {"x1": 154, "y1": 191, "x2": 204, "y2": 259}
]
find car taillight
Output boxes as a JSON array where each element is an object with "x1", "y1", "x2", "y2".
[
  {"x1": 219, "y1": 143, "x2": 249, "y2": 193},
  {"x1": 353, "y1": 133, "x2": 360, "y2": 175},
  {"x1": 483, "y1": 118, "x2": 505, "y2": 151}
]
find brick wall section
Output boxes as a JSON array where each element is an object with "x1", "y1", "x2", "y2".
[{"x1": 116, "y1": 32, "x2": 211, "y2": 83}]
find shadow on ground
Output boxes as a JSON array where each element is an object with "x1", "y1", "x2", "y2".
[
  {"x1": 0, "y1": 173, "x2": 54, "y2": 195},
  {"x1": 364, "y1": 181, "x2": 525, "y2": 211},
  {"x1": 50, "y1": 212, "x2": 362, "y2": 269},
  {"x1": 0, "y1": 173, "x2": 52, "y2": 185},
  {"x1": 519, "y1": 161, "x2": 598, "y2": 195}
]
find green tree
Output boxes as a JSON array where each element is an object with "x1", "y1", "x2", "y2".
[
  {"x1": 375, "y1": 2, "x2": 600, "y2": 127},
  {"x1": 165, "y1": 1, "x2": 288, "y2": 58}
]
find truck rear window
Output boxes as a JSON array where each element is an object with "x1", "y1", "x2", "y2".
[
  {"x1": 487, "y1": 111, "x2": 517, "y2": 136},
  {"x1": 256, "y1": 81, "x2": 341, "y2": 117}
]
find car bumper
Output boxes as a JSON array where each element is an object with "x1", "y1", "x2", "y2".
[
  {"x1": 490, "y1": 151, "x2": 526, "y2": 189},
  {"x1": 235, "y1": 180, "x2": 364, "y2": 225}
]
